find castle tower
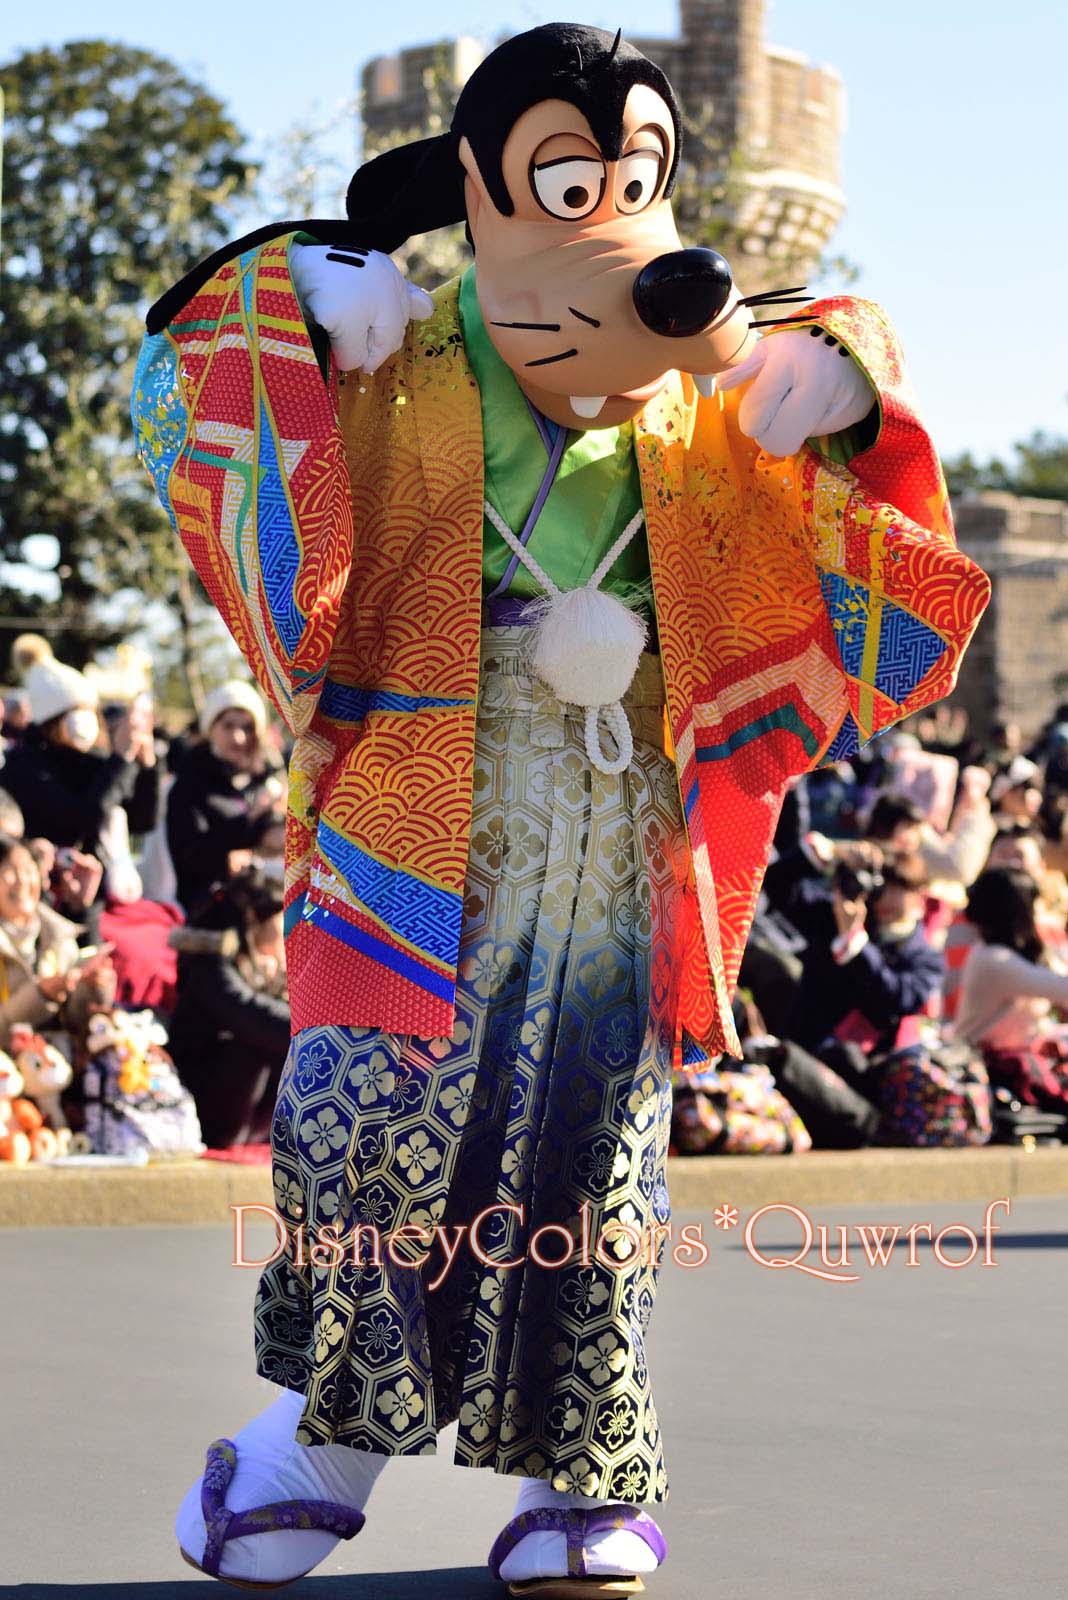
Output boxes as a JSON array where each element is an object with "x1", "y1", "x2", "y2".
[{"x1": 359, "y1": 0, "x2": 845, "y2": 291}]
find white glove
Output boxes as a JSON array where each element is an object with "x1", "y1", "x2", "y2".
[
  {"x1": 717, "y1": 326, "x2": 876, "y2": 457},
  {"x1": 290, "y1": 243, "x2": 435, "y2": 374}
]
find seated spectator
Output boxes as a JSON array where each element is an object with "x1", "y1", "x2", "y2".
[
  {"x1": 165, "y1": 681, "x2": 284, "y2": 916},
  {"x1": 1, "y1": 636, "x2": 159, "y2": 899},
  {"x1": 1038, "y1": 788, "x2": 1068, "y2": 879},
  {"x1": 955, "y1": 869, "x2": 1068, "y2": 1058},
  {"x1": 1, "y1": 691, "x2": 30, "y2": 751},
  {"x1": 989, "y1": 756, "x2": 1043, "y2": 828},
  {"x1": 867, "y1": 773, "x2": 995, "y2": 892},
  {"x1": 0, "y1": 789, "x2": 25, "y2": 839},
  {"x1": 983, "y1": 720, "x2": 1022, "y2": 774},
  {"x1": 0, "y1": 834, "x2": 115, "y2": 1052},
  {"x1": 168, "y1": 867, "x2": 290, "y2": 1147},
  {"x1": 802, "y1": 763, "x2": 859, "y2": 841},
  {"x1": 942, "y1": 826, "x2": 1068, "y2": 1021},
  {"x1": 1027, "y1": 703, "x2": 1068, "y2": 766},
  {"x1": 776, "y1": 850, "x2": 944, "y2": 1055},
  {"x1": 763, "y1": 827, "x2": 883, "y2": 920}
]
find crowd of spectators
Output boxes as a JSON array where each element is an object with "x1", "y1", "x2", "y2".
[
  {"x1": 0, "y1": 634, "x2": 290, "y2": 1155},
  {"x1": 715, "y1": 705, "x2": 1068, "y2": 1149},
  {"x1": 3, "y1": 625, "x2": 1068, "y2": 1160}
]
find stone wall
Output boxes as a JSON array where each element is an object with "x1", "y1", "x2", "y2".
[{"x1": 950, "y1": 492, "x2": 1068, "y2": 741}]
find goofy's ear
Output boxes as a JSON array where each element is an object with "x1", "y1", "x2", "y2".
[
  {"x1": 346, "y1": 133, "x2": 467, "y2": 253},
  {"x1": 144, "y1": 133, "x2": 467, "y2": 335}
]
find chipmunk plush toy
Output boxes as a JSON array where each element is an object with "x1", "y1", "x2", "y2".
[
  {"x1": 9, "y1": 1024, "x2": 74, "y2": 1148},
  {"x1": 134, "y1": 22, "x2": 990, "y2": 1596},
  {"x1": 0, "y1": 1049, "x2": 58, "y2": 1163}
]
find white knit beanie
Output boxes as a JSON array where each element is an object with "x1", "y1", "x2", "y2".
[
  {"x1": 25, "y1": 657, "x2": 99, "y2": 726},
  {"x1": 200, "y1": 679, "x2": 267, "y2": 738}
]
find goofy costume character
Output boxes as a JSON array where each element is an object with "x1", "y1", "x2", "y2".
[{"x1": 132, "y1": 24, "x2": 990, "y2": 1597}]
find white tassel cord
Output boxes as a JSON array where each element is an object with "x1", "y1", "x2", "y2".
[
  {"x1": 483, "y1": 501, "x2": 648, "y2": 776},
  {"x1": 585, "y1": 702, "x2": 633, "y2": 776}
]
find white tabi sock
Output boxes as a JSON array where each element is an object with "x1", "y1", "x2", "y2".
[
  {"x1": 497, "y1": 1473, "x2": 662, "y2": 1582},
  {"x1": 175, "y1": 1386, "x2": 387, "y2": 1585}
]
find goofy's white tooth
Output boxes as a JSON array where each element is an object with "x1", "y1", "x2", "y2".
[
  {"x1": 692, "y1": 373, "x2": 717, "y2": 398},
  {"x1": 569, "y1": 395, "x2": 607, "y2": 419}
]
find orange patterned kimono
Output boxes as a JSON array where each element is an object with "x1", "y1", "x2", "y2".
[{"x1": 132, "y1": 237, "x2": 991, "y2": 1064}]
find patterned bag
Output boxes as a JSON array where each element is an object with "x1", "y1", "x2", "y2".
[
  {"x1": 874, "y1": 1037, "x2": 992, "y2": 1147},
  {"x1": 672, "y1": 1063, "x2": 812, "y2": 1155}
]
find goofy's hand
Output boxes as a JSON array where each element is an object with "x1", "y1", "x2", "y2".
[
  {"x1": 718, "y1": 327, "x2": 876, "y2": 458},
  {"x1": 290, "y1": 244, "x2": 434, "y2": 374}
]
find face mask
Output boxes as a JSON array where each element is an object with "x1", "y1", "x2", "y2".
[
  {"x1": 63, "y1": 708, "x2": 100, "y2": 751},
  {"x1": 876, "y1": 916, "x2": 921, "y2": 945}
]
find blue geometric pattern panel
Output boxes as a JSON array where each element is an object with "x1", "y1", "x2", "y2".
[
  {"x1": 130, "y1": 333, "x2": 188, "y2": 534},
  {"x1": 316, "y1": 822, "x2": 460, "y2": 965},
  {"x1": 819, "y1": 571, "x2": 870, "y2": 678},
  {"x1": 873, "y1": 603, "x2": 946, "y2": 702},
  {"x1": 821, "y1": 710, "x2": 862, "y2": 765},
  {"x1": 257, "y1": 395, "x2": 305, "y2": 657},
  {"x1": 319, "y1": 681, "x2": 474, "y2": 723}
]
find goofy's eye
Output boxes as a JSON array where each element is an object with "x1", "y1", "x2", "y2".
[
  {"x1": 615, "y1": 149, "x2": 664, "y2": 214},
  {"x1": 531, "y1": 157, "x2": 606, "y2": 220}
]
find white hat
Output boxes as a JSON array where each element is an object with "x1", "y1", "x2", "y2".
[
  {"x1": 25, "y1": 657, "x2": 98, "y2": 726},
  {"x1": 200, "y1": 679, "x2": 267, "y2": 738},
  {"x1": 990, "y1": 756, "x2": 1040, "y2": 805}
]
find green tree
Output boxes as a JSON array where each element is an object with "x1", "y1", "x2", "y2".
[
  {"x1": 943, "y1": 429, "x2": 1068, "y2": 501},
  {"x1": 0, "y1": 41, "x2": 256, "y2": 696}
]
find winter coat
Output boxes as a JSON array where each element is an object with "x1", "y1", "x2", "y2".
[
  {"x1": 0, "y1": 902, "x2": 91, "y2": 1052},
  {"x1": 770, "y1": 858, "x2": 944, "y2": 1052},
  {"x1": 0, "y1": 733, "x2": 160, "y2": 859},
  {"x1": 167, "y1": 927, "x2": 290, "y2": 1146},
  {"x1": 164, "y1": 742, "x2": 280, "y2": 916}
]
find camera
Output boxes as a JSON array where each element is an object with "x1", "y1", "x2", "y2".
[{"x1": 833, "y1": 859, "x2": 884, "y2": 902}]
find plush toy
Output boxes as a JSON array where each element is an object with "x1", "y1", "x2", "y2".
[
  {"x1": 84, "y1": 1008, "x2": 163, "y2": 1095},
  {"x1": 0, "y1": 1050, "x2": 59, "y2": 1163},
  {"x1": 133, "y1": 22, "x2": 991, "y2": 1595},
  {"x1": 9, "y1": 1024, "x2": 74, "y2": 1133}
]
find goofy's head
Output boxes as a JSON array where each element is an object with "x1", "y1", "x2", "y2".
[
  {"x1": 149, "y1": 24, "x2": 808, "y2": 431},
  {"x1": 344, "y1": 24, "x2": 771, "y2": 428}
]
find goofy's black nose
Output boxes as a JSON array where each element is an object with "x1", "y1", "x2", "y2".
[{"x1": 632, "y1": 249, "x2": 734, "y2": 338}]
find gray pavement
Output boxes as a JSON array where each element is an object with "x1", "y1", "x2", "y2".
[{"x1": 3, "y1": 1194, "x2": 1066, "y2": 1598}]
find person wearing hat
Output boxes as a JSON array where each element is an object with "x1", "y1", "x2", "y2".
[
  {"x1": 0, "y1": 636, "x2": 160, "y2": 900},
  {"x1": 165, "y1": 679, "x2": 285, "y2": 916},
  {"x1": 990, "y1": 756, "x2": 1043, "y2": 827}
]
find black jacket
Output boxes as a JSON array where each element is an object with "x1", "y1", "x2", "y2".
[
  {"x1": 0, "y1": 734, "x2": 160, "y2": 856},
  {"x1": 769, "y1": 848, "x2": 944, "y2": 1053},
  {"x1": 168, "y1": 936, "x2": 291, "y2": 1147},
  {"x1": 165, "y1": 743, "x2": 279, "y2": 915}
]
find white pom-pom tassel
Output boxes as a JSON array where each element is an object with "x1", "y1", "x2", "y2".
[
  {"x1": 482, "y1": 499, "x2": 648, "y2": 777},
  {"x1": 524, "y1": 588, "x2": 648, "y2": 707}
]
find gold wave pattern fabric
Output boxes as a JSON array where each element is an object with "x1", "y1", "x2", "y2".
[{"x1": 131, "y1": 237, "x2": 991, "y2": 1061}]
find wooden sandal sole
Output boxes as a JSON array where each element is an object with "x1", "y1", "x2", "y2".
[
  {"x1": 507, "y1": 1578, "x2": 645, "y2": 1598},
  {"x1": 180, "y1": 1545, "x2": 305, "y2": 1590}
]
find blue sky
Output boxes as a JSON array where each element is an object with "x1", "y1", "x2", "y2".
[{"x1": 4, "y1": 0, "x2": 1065, "y2": 460}]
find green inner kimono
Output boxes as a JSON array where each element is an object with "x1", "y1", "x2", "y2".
[{"x1": 458, "y1": 266, "x2": 656, "y2": 620}]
